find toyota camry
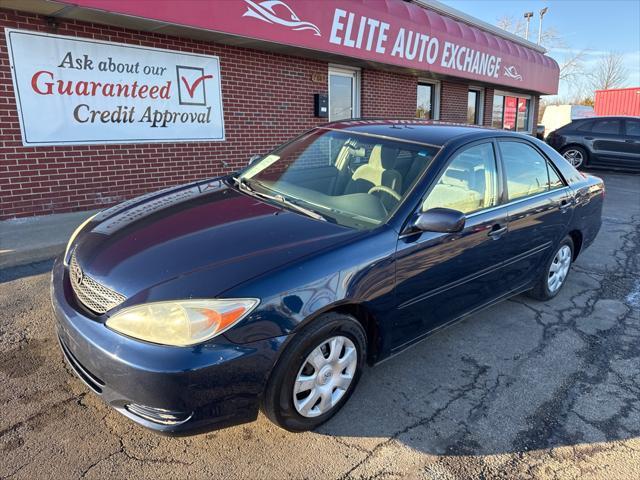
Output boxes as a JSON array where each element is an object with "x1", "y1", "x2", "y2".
[{"x1": 51, "y1": 120, "x2": 604, "y2": 434}]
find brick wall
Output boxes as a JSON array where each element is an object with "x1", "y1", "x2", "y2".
[
  {"x1": 0, "y1": 9, "x2": 550, "y2": 219},
  {"x1": 0, "y1": 9, "x2": 329, "y2": 219},
  {"x1": 360, "y1": 69, "x2": 417, "y2": 118},
  {"x1": 439, "y1": 80, "x2": 470, "y2": 123},
  {"x1": 483, "y1": 88, "x2": 495, "y2": 127}
]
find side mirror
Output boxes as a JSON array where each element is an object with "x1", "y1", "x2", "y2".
[
  {"x1": 248, "y1": 154, "x2": 261, "y2": 165},
  {"x1": 412, "y1": 208, "x2": 466, "y2": 233}
]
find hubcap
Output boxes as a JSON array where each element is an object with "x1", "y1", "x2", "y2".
[
  {"x1": 548, "y1": 245, "x2": 572, "y2": 293},
  {"x1": 293, "y1": 336, "x2": 357, "y2": 418},
  {"x1": 563, "y1": 149, "x2": 584, "y2": 168}
]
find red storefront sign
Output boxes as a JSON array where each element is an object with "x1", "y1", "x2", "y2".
[{"x1": 57, "y1": 0, "x2": 560, "y2": 94}]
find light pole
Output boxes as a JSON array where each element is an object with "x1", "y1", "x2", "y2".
[
  {"x1": 538, "y1": 7, "x2": 548, "y2": 45},
  {"x1": 524, "y1": 12, "x2": 534, "y2": 40}
]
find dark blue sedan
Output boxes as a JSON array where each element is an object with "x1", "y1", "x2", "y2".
[{"x1": 51, "y1": 120, "x2": 604, "y2": 434}]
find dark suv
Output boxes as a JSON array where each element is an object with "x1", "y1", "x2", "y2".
[{"x1": 546, "y1": 116, "x2": 640, "y2": 171}]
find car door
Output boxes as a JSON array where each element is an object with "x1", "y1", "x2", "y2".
[
  {"x1": 588, "y1": 118, "x2": 626, "y2": 166},
  {"x1": 392, "y1": 141, "x2": 510, "y2": 349},
  {"x1": 496, "y1": 139, "x2": 572, "y2": 288},
  {"x1": 620, "y1": 118, "x2": 640, "y2": 170}
]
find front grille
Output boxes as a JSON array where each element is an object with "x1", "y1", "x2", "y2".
[{"x1": 69, "y1": 252, "x2": 126, "y2": 314}]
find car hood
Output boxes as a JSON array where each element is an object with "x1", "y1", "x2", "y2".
[{"x1": 72, "y1": 178, "x2": 360, "y2": 303}]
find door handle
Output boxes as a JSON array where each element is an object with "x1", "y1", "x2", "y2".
[
  {"x1": 488, "y1": 224, "x2": 507, "y2": 239},
  {"x1": 559, "y1": 199, "x2": 572, "y2": 212},
  {"x1": 584, "y1": 136, "x2": 594, "y2": 140},
  {"x1": 625, "y1": 139, "x2": 636, "y2": 143}
]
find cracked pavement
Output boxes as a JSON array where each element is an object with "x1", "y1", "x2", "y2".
[{"x1": 1, "y1": 172, "x2": 639, "y2": 479}]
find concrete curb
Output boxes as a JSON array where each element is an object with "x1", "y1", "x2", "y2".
[
  {"x1": 0, "y1": 209, "x2": 99, "y2": 270},
  {"x1": 0, "y1": 243, "x2": 66, "y2": 270}
]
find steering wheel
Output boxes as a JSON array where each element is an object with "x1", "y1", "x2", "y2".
[
  {"x1": 368, "y1": 185, "x2": 401, "y2": 202},
  {"x1": 368, "y1": 185, "x2": 401, "y2": 214}
]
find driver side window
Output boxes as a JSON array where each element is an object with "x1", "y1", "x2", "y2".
[{"x1": 422, "y1": 142, "x2": 499, "y2": 214}]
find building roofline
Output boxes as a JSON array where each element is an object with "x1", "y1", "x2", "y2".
[{"x1": 412, "y1": 0, "x2": 547, "y2": 54}]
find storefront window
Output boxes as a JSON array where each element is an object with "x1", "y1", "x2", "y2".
[
  {"x1": 492, "y1": 95, "x2": 504, "y2": 129},
  {"x1": 503, "y1": 96, "x2": 517, "y2": 131},
  {"x1": 492, "y1": 93, "x2": 532, "y2": 132},
  {"x1": 467, "y1": 89, "x2": 479, "y2": 124},
  {"x1": 417, "y1": 83, "x2": 433, "y2": 119},
  {"x1": 516, "y1": 97, "x2": 530, "y2": 132}
]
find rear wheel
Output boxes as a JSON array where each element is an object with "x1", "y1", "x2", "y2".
[
  {"x1": 561, "y1": 146, "x2": 588, "y2": 168},
  {"x1": 262, "y1": 313, "x2": 366, "y2": 432},
  {"x1": 528, "y1": 236, "x2": 574, "y2": 300}
]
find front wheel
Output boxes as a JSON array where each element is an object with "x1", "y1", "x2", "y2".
[
  {"x1": 528, "y1": 236, "x2": 574, "y2": 300},
  {"x1": 262, "y1": 313, "x2": 366, "y2": 432}
]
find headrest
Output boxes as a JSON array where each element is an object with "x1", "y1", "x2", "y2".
[{"x1": 369, "y1": 145, "x2": 400, "y2": 170}]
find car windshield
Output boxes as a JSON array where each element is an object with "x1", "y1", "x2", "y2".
[{"x1": 236, "y1": 128, "x2": 440, "y2": 229}]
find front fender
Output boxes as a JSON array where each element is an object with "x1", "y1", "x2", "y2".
[{"x1": 221, "y1": 228, "x2": 398, "y2": 350}]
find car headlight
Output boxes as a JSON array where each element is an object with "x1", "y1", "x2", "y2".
[
  {"x1": 105, "y1": 299, "x2": 259, "y2": 346},
  {"x1": 63, "y1": 212, "x2": 99, "y2": 265}
]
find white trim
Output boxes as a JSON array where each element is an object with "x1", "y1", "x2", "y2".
[
  {"x1": 417, "y1": 79, "x2": 441, "y2": 120},
  {"x1": 328, "y1": 65, "x2": 360, "y2": 122},
  {"x1": 494, "y1": 90, "x2": 532, "y2": 100},
  {"x1": 493, "y1": 90, "x2": 534, "y2": 133},
  {"x1": 412, "y1": 0, "x2": 547, "y2": 54}
]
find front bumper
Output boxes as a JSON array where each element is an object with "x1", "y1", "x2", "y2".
[{"x1": 50, "y1": 257, "x2": 286, "y2": 435}]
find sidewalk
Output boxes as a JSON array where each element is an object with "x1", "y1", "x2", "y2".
[{"x1": 0, "y1": 210, "x2": 99, "y2": 269}]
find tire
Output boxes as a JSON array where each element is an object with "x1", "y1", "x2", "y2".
[
  {"x1": 561, "y1": 146, "x2": 588, "y2": 169},
  {"x1": 528, "y1": 236, "x2": 574, "y2": 301},
  {"x1": 262, "y1": 312, "x2": 366, "y2": 432}
]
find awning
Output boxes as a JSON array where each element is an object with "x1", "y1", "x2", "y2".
[{"x1": 49, "y1": 0, "x2": 560, "y2": 94}]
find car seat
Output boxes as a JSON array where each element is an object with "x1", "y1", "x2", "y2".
[{"x1": 345, "y1": 145, "x2": 402, "y2": 195}]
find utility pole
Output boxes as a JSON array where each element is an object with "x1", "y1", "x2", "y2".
[
  {"x1": 538, "y1": 7, "x2": 548, "y2": 45},
  {"x1": 524, "y1": 12, "x2": 534, "y2": 40}
]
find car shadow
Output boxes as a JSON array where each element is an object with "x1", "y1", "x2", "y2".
[
  {"x1": 314, "y1": 266, "x2": 639, "y2": 456},
  {"x1": 0, "y1": 259, "x2": 54, "y2": 284}
]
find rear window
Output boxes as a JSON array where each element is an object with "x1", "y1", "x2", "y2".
[
  {"x1": 591, "y1": 119, "x2": 621, "y2": 135},
  {"x1": 626, "y1": 119, "x2": 640, "y2": 136},
  {"x1": 574, "y1": 120, "x2": 593, "y2": 132}
]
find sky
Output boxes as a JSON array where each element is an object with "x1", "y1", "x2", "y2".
[{"x1": 440, "y1": 0, "x2": 640, "y2": 99}]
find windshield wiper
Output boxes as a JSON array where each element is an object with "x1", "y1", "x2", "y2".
[{"x1": 232, "y1": 177, "x2": 326, "y2": 222}]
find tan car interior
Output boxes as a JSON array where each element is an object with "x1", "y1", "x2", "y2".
[
  {"x1": 344, "y1": 144, "x2": 403, "y2": 196},
  {"x1": 422, "y1": 149, "x2": 497, "y2": 214}
]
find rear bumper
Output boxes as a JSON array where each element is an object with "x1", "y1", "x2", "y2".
[{"x1": 51, "y1": 256, "x2": 286, "y2": 435}]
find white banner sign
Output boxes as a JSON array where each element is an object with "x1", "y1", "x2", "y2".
[{"x1": 6, "y1": 29, "x2": 225, "y2": 146}]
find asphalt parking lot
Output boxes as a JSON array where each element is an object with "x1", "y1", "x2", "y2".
[{"x1": 1, "y1": 171, "x2": 639, "y2": 480}]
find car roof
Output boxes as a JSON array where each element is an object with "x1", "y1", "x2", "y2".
[
  {"x1": 573, "y1": 115, "x2": 637, "y2": 121},
  {"x1": 319, "y1": 119, "x2": 510, "y2": 147}
]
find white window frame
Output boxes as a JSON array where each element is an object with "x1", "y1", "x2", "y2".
[
  {"x1": 468, "y1": 86, "x2": 484, "y2": 125},
  {"x1": 494, "y1": 90, "x2": 533, "y2": 133},
  {"x1": 417, "y1": 78, "x2": 441, "y2": 120},
  {"x1": 328, "y1": 65, "x2": 360, "y2": 121}
]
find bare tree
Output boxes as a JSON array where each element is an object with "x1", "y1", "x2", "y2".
[
  {"x1": 496, "y1": 14, "x2": 587, "y2": 100},
  {"x1": 496, "y1": 15, "x2": 525, "y2": 37},
  {"x1": 589, "y1": 52, "x2": 629, "y2": 90},
  {"x1": 557, "y1": 49, "x2": 588, "y2": 81},
  {"x1": 495, "y1": 15, "x2": 563, "y2": 49}
]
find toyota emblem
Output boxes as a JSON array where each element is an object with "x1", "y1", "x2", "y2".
[{"x1": 72, "y1": 262, "x2": 83, "y2": 285}]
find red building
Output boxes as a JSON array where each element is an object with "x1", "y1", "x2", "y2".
[
  {"x1": 0, "y1": 0, "x2": 559, "y2": 219},
  {"x1": 595, "y1": 87, "x2": 640, "y2": 117}
]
